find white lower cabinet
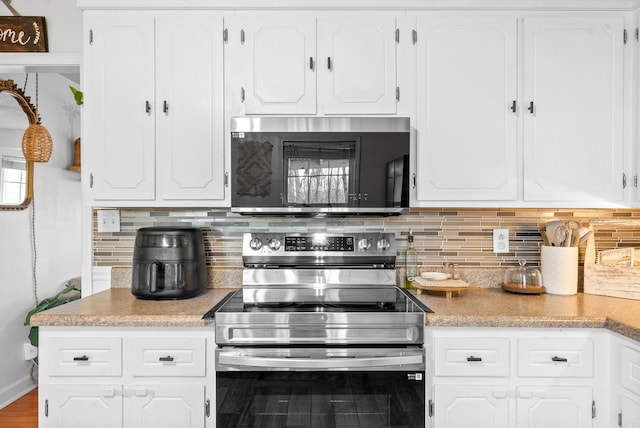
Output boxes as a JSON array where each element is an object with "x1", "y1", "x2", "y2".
[
  {"x1": 434, "y1": 384, "x2": 509, "y2": 428},
  {"x1": 516, "y1": 386, "x2": 592, "y2": 428},
  {"x1": 615, "y1": 338, "x2": 640, "y2": 428},
  {"x1": 429, "y1": 328, "x2": 607, "y2": 428},
  {"x1": 38, "y1": 327, "x2": 215, "y2": 428}
]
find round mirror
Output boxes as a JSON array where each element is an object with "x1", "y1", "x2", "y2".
[{"x1": 0, "y1": 80, "x2": 36, "y2": 210}]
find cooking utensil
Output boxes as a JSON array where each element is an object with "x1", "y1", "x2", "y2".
[
  {"x1": 553, "y1": 225, "x2": 568, "y2": 247},
  {"x1": 545, "y1": 221, "x2": 564, "y2": 246},
  {"x1": 563, "y1": 229, "x2": 572, "y2": 247},
  {"x1": 578, "y1": 229, "x2": 593, "y2": 245}
]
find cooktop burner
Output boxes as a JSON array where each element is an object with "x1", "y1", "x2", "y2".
[{"x1": 203, "y1": 286, "x2": 431, "y2": 318}]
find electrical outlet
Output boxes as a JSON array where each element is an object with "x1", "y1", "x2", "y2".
[
  {"x1": 97, "y1": 209, "x2": 120, "y2": 233},
  {"x1": 23, "y1": 342, "x2": 38, "y2": 360},
  {"x1": 493, "y1": 228, "x2": 509, "y2": 253}
]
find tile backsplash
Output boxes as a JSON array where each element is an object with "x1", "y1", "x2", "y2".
[{"x1": 94, "y1": 208, "x2": 640, "y2": 288}]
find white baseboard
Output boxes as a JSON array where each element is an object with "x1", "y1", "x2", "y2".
[{"x1": 0, "y1": 372, "x2": 37, "y2": 410}]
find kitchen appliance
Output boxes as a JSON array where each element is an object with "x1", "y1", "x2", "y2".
[
  {"x1": 230, "y1": 117, "x2": 410, "y2": 216},
  {"x1": 205, "y1": 232, "x2": 430, "y2": 427},
  {"x1": 131, "y1": 227, "x2": 207, "y2": 300}
]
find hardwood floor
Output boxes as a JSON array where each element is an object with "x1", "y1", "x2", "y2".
[{"x1": 0, "y1": 388, "x2": 38, "y2": 428}]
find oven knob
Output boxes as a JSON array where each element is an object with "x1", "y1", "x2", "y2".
[
  {"x1": 357, "y1": 238, "x2": 371, "y2": 251},
  {"x1": 376, "y1": 238, "x2": 391, "y2": 251},
  {"x1": 249, "y1": 238, "x2": 263, "y2": 250},
  {"x1": 268, "y1": 238, "x2": 282, "y2": 251}
]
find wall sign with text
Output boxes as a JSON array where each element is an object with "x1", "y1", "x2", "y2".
[{"x1": 0, "y1": 16, "x2": 48, "y2": 52}]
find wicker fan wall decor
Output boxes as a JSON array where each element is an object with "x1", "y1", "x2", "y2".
[{"x1": 22, "y1": 121, "x2": 52, "y2": 162}]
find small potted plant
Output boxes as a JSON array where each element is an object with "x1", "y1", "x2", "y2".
[
  {"x1": 68, "y1": 86, "x2": 83, "y2": 172},
  {"x1": 24, "y1": 283, "x2": 81, "y2": 348}
]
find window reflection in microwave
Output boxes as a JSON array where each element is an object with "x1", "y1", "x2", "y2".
[{"x1": 284, "y1": 142, "x2": 357, "y2": 206}]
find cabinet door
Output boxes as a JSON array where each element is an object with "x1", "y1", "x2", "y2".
[
  {"x1": 415, "y1": 15, "x2": 518, "y2": 201},
  {"x1": 523, "y1": 16, "x2": 624, "y2": 203},
  {"x1": 126, "y1": 384, "x2": 205, "y2": 428},
  {"x1": 155, "y1": 13, "x2": 225, "y2": 201},
  {"x1": 84, "y1": 12, "x2": 155, "y2": 201},
  {"x1": 47, "y1": 384, "x2": 123, "y2": 428},
  {"x1": 239, "y1": 14, "x2": 316, "y2": 115},
  {"x1": 434, "y1": 384, "x2": 509, "y2": 428},
  {"x1": 622, "y1": 393, "x2": 640, "y2": 428},
  {"x1": 517, "y1": 386, "x2": 592, "y2": 428},
  {"x1": 319, "y1": 13, "x2": 397, "y2": 114}
]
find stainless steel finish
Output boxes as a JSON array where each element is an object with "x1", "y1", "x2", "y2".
[
  {"x1": 231, "y1": 116, "x2": 410, "y2": 134},
  {"x1": 241, "y1": 271, "x2": 397, "y2": 305},
  {"x1": 216, "y1": 347, "x2": 424, "y2": 371},
  {"x1": 240, "y1": 232, "x2": 398, "y2": 305},
  {"x1": 215, "y1": 311, "x2": 424, "y2": 346},
  {"x1": 242, "y1": 232, "x2": 396, "y2": 266},
  {"x1": 231, "y1": 206, "x2": 406, "y2": 215},
  {"x1": 212, "y1": 232, "x2": 426, "y2": 347},
  {"x1": 242, "y1": 269, "x2": 396, "y2": 287}
]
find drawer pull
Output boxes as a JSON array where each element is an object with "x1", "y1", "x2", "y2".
[
  {"x1": 159, "y1": 355, "x2": 175, "y2": 362},
  {"x1": 73, "y1": 355, "x2": 89, "y2": 361},
  {"x1": 551, "y1": 356, "x2": 568, "y2": 363},
  {"x1": 466, "y1": 356, "x2": 482, "y2": 362}
]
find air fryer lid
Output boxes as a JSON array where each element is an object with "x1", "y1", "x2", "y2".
[{"x1": 134, "y1": 227, "x2": 203, "y2": 260}]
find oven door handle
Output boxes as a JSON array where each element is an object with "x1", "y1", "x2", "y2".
[{"x1": 218, "y1": 353, "x2": 423, "y2": 369}]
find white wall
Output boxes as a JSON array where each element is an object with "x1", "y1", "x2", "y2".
[
  {"x1": 0, "y1": 0, "x2": 83, "y2": 407},
  {"x1": 0, "y1": 72, "x2": 82, "y2": 409}
]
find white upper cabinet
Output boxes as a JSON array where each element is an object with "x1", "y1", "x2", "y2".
[
  {"x1": 84, "y1": 11, "x2": 226, "y2": 206},
  {"x1": 155, "y1": 15, "x2": 225, "y2": 202},
  {"x1": 235, "y1": 12, "x2": 397, "y2": 115},
  {"x1": 522, "y1": 16, "x2": 625, "y2": 203},
  {"x1": 239, "y1": 15, "x2": 317, "y2": 115},
  {"x1": 84, "y1": 13, "x2": 156, "y2": 201},
  {"x1": 415, "y1": 14, "x2": 518, "y2": 201},
  {"x1": 319, "y1": 14, "x2": 398, "y2": 114}
]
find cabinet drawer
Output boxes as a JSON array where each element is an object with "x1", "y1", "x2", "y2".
[
  {"x1": 621, "y1": 346, "x2": 640, "y2": 394},
  {"x1": 49, "y1": 337, "x2": 122, "y2": 377},
  {"x1": 518, "y1": 338, "x2": 593, "y2": 377},
  {"x1": 434, "y1": 337, "x2": 510, "y2": 377},
  {"x1": 127, "y1": 336, "x2": 206, "y2": 377}
]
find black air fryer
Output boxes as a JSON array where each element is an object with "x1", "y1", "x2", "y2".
[{"x1": 131, "y1": 227, "x2": 207, "y2": 300}]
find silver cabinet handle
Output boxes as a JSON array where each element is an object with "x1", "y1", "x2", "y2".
[
  {"x1": 467, "y1": 356, "x2": 482, "y2": 362},
  {"x1": 309, "y1": 57, "x2": 314, "y2": 71},
  {"x1": 528, "y1": 101, "x2": 534, "y2": 114},
  {"x1": 159, "y1": 355, "x2": 174, "y2": 362},
  {"x1": 551, "y1": 356, "x2": 568, "y2": 362},
  {"x1": 73, "y1": 355, "x2": 89, "y2": 361},
  {"x1": 145, "y1": 100, "x2": 151, "y2": 115},
  {"x1": 327, "y1": 56, "x2": 332, "y2": 70},
  {"x1": 163, "y1": 100, "x2": 169, "y2": 114}
]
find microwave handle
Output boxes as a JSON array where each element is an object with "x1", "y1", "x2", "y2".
[{"x1": 218, "y1": 353, "x2": 422, "y2": 370}]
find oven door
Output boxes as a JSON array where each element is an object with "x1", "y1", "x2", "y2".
[{"x1": 216, "y1": 347, "x2": 425, "y2": 428}]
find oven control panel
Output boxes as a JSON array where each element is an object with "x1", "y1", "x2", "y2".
[
  {"x1": 285, "y1": 236, "x2": 354, "y2": 252},
  {"x1": 243, "y1": 233, "x2": 396, "y2": 257}
]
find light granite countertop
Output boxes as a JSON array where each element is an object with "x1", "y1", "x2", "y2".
[{"x1": 30, "y1": 287, "x2": 640, "y2": 342}]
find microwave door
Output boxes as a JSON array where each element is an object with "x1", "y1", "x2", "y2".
[{"x1": 283, "y1": 141, "x2": 358, "y2": 209}]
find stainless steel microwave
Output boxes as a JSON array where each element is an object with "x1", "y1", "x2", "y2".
[{"x1": 230, "y1": 117, "x2": 410, "y2": 216}]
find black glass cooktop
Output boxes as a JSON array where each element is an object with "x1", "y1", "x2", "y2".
[{"x1": 203, "y1": 287, "x2": 431, "y2": 319}]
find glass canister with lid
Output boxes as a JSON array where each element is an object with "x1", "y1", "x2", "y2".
[{"x1": 502, "y1": 259, "x2": 545, "y2": 294}]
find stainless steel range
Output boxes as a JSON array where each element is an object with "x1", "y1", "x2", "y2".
[{"x1": 205, "y1": 232, "x2": 430, "y2": 428}]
